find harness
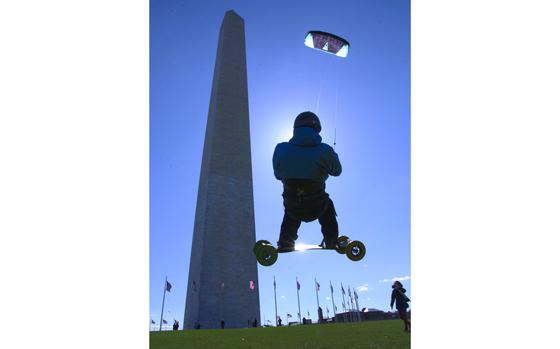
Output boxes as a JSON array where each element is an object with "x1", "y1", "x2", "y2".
[{"x1": 282, "y1": 179, "x2": 331, "y2": 222}]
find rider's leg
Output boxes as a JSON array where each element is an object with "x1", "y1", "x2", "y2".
[
  {"x1": 318, "y1": 199, "x2": 339, "y2": 248},
  {"x1": 277, "y1": 211, "x2": 301, "y2": 252}
]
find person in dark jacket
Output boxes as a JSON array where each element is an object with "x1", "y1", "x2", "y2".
[
  {"x1": 390, "y1": 280, "x2": 411, "y2": 332},
  {"x1": 272, "y1": 111, "x2": 342, "y2": 252}
]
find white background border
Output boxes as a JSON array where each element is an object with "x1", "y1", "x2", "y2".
[
  {"x1": 0, "y1": 1, "x2": 148, "y2": 348},
  {"x1": 1, "y1": 1, "x2": 559, "y2": 348},
  {"x1": 413, "y1": 0, "x2": 560, "y2": 347}
]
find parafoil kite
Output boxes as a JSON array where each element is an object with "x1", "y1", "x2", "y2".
[{"x1": 304, "y1": 30, "x2": 349, "y2": 58}]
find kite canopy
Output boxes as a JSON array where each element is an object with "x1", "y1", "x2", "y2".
[{"x1": 304, "y1": 31, "x2": 349, "y2": 58}]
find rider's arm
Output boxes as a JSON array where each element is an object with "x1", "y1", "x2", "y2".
[
  {"x1": 272, "y1": 144, "x2": 282, "y2": 180},
  {"x1": 329, "y1": 149, "x2": 342, "y2": 176}
]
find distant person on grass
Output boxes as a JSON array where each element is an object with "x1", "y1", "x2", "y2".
[
  {"x1": 220, "y1": 319, "x2": 225, "y2": 329},
  {"x1": 273, "y1": 111, "x2": 342, "y2": 252},
  {"x1": 253, "y1": 318, "x2": 258, "y2": 327},
  {"x1": 390, "y1": 280, "x2": 411, "y2": 332}
]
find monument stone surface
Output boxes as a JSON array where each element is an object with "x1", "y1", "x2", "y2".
[{"x1": 183, "y1": 10, "x2": 260, "y2": 329}]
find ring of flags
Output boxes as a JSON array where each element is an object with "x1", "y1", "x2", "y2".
[
  {"x1": 153, "y1": 276, "x2": 379, "y2": 329},
  {"x1": 264, "y1": 278, "x2": 374, "y2": 323}
]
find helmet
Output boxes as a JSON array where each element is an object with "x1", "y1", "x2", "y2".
[{"x1": 294, "y1": 111, "x2": 321, "y2": 133}]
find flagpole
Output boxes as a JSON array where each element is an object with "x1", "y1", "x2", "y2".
[
  {"x1": 220, "y1": 281, "x2": 224, "y2": 325},
  {"x1": 296, "y1": 277, "x2": 302, "y2": 324},
  {"x1": 330, "y1": 280, "x2": 336, "y2": 322},
  {"x1": 340, "y1": 282, "x2": 348, "y2": 323},
  {"x1": 348, "y1": 285, "x2": 353, "y2": 322},
  {"x1": 354, "y1": 289, "x2": 362, "y2": 321},
  {"x1": 274, "y1": 276, "x2": 278, "y2": 327},
  {"x1": 348, "y1": 285, "x2": 355, "y2": 322},
  {"x1": 346, "y1": 285, "x2": 353, "y2": 322},
  {"x1": 159, "y1": 276, "x2": 167, "y2": 331},
  {"x1": 314, "y1": 278, "x2": 320, "y2": 322}
]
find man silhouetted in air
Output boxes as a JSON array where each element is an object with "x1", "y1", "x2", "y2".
[
  {"x1": 273, "y1": 111, "x2": 342, "y2": 252},
  {"x1": 390, "y1": 280, "x2": 411, "y2": 332}
]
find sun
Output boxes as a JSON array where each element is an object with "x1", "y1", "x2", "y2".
[{"x1": 276, "y1": 125, "x2": 293, "y2": 143}]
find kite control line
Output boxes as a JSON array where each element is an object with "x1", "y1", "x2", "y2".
[{"x1": 305, "y1": 30, "x2": 349, "y2": 150}]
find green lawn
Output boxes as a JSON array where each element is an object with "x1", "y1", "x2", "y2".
[{"x1": 150, "y1": 319, "x2": 410, "y2": 349}]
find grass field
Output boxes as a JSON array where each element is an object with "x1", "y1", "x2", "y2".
[{"x1": 150, "y1": 319, "x2": 410, "y2": 349}]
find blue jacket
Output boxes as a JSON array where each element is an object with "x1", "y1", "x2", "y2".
[{"x1": 273, "y1": 127, "x2": 342, "y2": 182}]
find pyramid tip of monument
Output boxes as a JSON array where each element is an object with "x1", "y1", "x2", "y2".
[{"x1": 225, "y1": 9, "x2": 243, "y2": 19}]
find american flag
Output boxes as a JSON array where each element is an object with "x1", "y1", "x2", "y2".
[
  {"x1": 296, "y1": 279, "x2": 300, "y2": 290},
  {"x1": 341, "y1": 284, "x2": 345, "y2": 295},
  {"x1": 162, "y1": 319, "x2": 168, "y2": 324},
  {"x1": 151, "y1": 319, "x2": 155, "y2": 324},
  {"x1": 287, "y1": 314, "x2": 292, "y2": 318},
  {"x1": 316, "y1": 280, "x2": 320, "y2": 291},
  {"x1": 165, "y1": 281, "x2": 172, "y2": 292}
]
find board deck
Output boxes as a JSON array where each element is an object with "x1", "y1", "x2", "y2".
[
  {"x1": 291, "y1": 243, "x2": 327, "y2": 251},
  {"x1": 254, "y1": 237, "x2": 366, "y2": 266}
]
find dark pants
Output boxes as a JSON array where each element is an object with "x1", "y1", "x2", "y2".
[
  {"x1": 397, "y1": 307, "x2": 408, "y2": 321},
  {"x1": 278, "y1": 198, "x2": 339, "y2": 245}
]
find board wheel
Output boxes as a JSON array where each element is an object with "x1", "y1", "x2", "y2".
[
  {"x1": 336, "y1": 236, "x2": 349, "y2": 254},
  {"x1": 256, "y1": 244, "x2": 278, "y2": 266},
  {"x1": 254, "y1": 240, "x2": 271, "y2": 256},
  {"x1": 345, "y1": 240, "x2": 366, "y2": 261}
]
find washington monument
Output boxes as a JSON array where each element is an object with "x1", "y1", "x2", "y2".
[{"x1": 183, "y1": 11, "x2": 260, "y2": 329}]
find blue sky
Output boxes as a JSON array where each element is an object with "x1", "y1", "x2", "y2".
[{"x1": 150, "y1": 0, "x2": 410, "y2": 328}]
